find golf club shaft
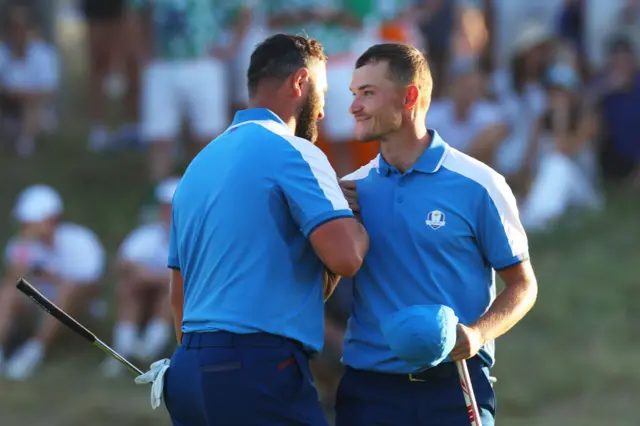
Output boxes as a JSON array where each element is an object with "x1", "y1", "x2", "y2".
[
  {"x1": 15, "y1": 278, "x2": 143, "y2": 376},
  {"x1": 456, "y1": 360, "x2": 483, "y2": 426},
  {"x1": 93, "y1": 338, "x2": 144, "y2": 375}
]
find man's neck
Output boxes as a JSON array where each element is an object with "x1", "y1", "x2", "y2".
[
  {"x1": 380, "y1": 123, "x2": 430, "y2": 174},
  {"x1": 248, "y1": 95, "x2": 297, "y2": 134}
]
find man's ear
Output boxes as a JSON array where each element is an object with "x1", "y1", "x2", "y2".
[
  {"x1": 290, "y1": 68, "x2": 310, "y2": 98},
  {"x1": 404, "y1": 85, "x2": 419, "y2": 110}
]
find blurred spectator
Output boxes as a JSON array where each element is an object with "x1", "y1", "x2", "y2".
[
  {"x1": 451, "y1": 0, "x2": 490, "y2": 62},
  {"x1": 0, "y1": 4, "x2": 59, "y2": 157},
  {"x1": 556, "y1": 0, "x2": 590, "y2": 79},
  {"x1": 618, "y1": 0, "x2": 640, "y2": 54},
  {"x1": 129, "y1": 0, "x2": 248, "y2": 184},
  {"x1": 0, "y1": 185, "x2": 105, "y2": 381},
  {"x1": 80, "y1": 0, "x2": 137, "y2": 151},
  {"x1": 594, "y1": 34, "x2": 640, "y2": 185},
  {"x1": 377, "y1": 0, "x2": 423, "y2": 47},
  {"x1": 520, "y1": 63, "x2": 603, "y2": 231},
  {"x1": 102, "y1": 177, "x2": 179, "y2": 377},
  {"x1": 492, "y1": 21, "x2": 555, "y2": 197},
  {"x1": 229, "y1": 0, "x2": 265, "y2": 112},
  {"x1": 493, "y1": 0, "x2": 562, "y2": 68},
  {"x1": 427, "y1": 57, "x2": 507, "y2": 167},
  {"x1": 415, "y1": 0, "x2": 455, "y2": 98}
]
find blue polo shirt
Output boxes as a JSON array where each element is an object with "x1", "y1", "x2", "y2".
[
  {"x1": 342, "y1": 130, "x2": 529, "y2": 373},
  {"x1": 168, "y1": 108, "x2": 353, "y2": 353}
]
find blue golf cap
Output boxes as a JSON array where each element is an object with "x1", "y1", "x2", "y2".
[{"x1": 381, "y1": 304, "x2": 459, "y2": 370}]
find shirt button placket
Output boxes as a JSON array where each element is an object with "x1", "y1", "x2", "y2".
[{"x1": 396, "y1": 179, "x2": 404, "y2": 205}]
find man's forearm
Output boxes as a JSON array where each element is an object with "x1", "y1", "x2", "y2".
[{"x1": 471, "y1": 277, "x2": 537, "y2": 343}]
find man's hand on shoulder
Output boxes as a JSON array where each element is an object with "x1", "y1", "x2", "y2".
[
  {"x1": 322, "y1": 267, "x2": 341, "y2": 301},
  {"x1": 339, "y1": 180, "x2": 360, "y2": 218}
]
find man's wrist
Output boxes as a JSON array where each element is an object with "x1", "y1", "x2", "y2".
[{"x1": 470, "y1": 323, "x2": 489, "y2": 346}]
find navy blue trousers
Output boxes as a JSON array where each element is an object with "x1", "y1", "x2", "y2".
[
  {"x1": 335, "y1": 357, "x2": 496, "y2": 426},
  {"x1": 163, "y1": 331, "x2": 328, "y2": 426}
]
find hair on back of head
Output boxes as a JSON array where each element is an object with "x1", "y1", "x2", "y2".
[
  {"x1": 247, "y1": 33, "x2": 326, "y2": 98},
  {"x1": 355, "y1": 43, "x2": 433, "y2": 109}
]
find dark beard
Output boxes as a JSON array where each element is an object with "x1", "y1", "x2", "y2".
[{"x1": 294, "y1": 87, "x2": 321, "y2": 143}]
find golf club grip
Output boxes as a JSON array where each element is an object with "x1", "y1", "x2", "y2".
[{"x1": 16, "y1": 278, "x2": 97, "y2": 343}]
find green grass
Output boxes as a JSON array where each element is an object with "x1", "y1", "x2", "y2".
[{"x1": 1, "y1": 36, "x2": 639, "y2": 424}]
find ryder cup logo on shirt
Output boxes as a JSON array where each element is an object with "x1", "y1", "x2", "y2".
[{"x1": 426, "y1": 210, "x2": 446, "y2": 230}]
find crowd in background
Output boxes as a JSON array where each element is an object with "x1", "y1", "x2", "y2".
[{"x1": 0, "y1": 0, "x2": 639, "y2": 411}]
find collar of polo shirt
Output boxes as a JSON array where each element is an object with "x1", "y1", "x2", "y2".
[
  {"x1": 377, "y1": 130, "x2": 449, "y2": 176},
  {"x1": 230, "y1": 108, "x2": 292, "y2": 135}
]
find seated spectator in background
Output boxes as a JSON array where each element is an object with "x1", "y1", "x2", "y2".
[
  {"x1": 492, "y1": 21, "x2": 554, "y2": 197},
  {"x1": 520, "y1": 63, "x2": 603, "y2": 232},
  {"x1": 128, "y1": 0, "x2": 248, "y2": 184},
  {"x1": 427, "y1": 57, "x2": 507, "y2": 166},
  {"x1": 0, "y1": 5, "x2": 59, "y2": 157},
  {"x1": 101, "y1": 177, "x2": 180, "y2": 377},
  {"x1": 0, "y1": 185, "x2": 105, "y2": 381},
  {"x1": 594, "y1": 35, "x2": 640, "y2": 185}
]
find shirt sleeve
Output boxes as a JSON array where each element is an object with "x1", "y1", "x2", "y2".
[
  {"x1": 277, "y1": 135, "x2": 353, "y2": 237},
  {"x1": 476, "y1": 175, "x2": 529, "y2": 270},
  {"x1": 342, "y1": 155, "x2": 380, "y2": 180},
  {"x1": 168, "y1": 211, "x2": 180, "y2": 270}
]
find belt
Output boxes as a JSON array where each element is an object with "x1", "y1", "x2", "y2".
[
  {"x1": 408, "y1": 357, "x2": 486, "y2": 382},
  {"x1": 182, "y1": 331, "x2": 303, "y2": 350},
  {"x1": 347, "y1": 356, "x2": 487, "y2": 384}
]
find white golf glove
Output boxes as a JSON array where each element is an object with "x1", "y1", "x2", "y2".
[{"x1": 134, "y1": 358, "x2": 170, "y2": 409}]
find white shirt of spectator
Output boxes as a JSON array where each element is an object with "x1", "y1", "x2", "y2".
[
  {"x1": 0, "y1": 39, "x2": 59, "y2": 92},
  {"x1": 118, "y1": 222, "x2": 169, "y2": 275},
  {"x1": 4, "y1": 223, "x2": 106, "y2": 293},
  {"x1": 491, "y1": 70, "x2": 547, "y2": 176},
  {"x1": 427, "y1": 99, "x2": 504, "y2": 153}
]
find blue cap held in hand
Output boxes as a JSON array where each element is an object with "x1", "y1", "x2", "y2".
[{"x1": 381, "y1": 304, "x2": 459, "y2": 370}]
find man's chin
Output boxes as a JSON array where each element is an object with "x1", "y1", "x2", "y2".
[{"x1": 356, "y1": 133, "x2": 381, "y2": 143}]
